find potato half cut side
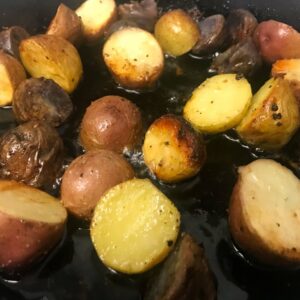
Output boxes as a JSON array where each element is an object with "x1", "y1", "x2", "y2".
[
  {"x1": 229, "y1": 159, "x2": 300, "y2": 267},
  {"x1": 183, "y1": 74, "x2": 252, "y2": 134},
  {"x1": 19, "y1": 34, "x2": 83, "y2": 93},
  {"x1": 76, "y1": 0, "x2": 117, "y2": 44},
  {"x1": 91, "y1": 178, "x2": 181, "y2": 274},
  {"x1": 0, "y1": 180, "x2": 67, "y2": 272},
  {"x1": 103, "y1": 27, "x2": 164, "y2": 89}
]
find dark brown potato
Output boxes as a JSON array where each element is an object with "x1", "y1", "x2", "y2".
[
  {"x1": 47, "y1": 3, "x2": 82, "y2": 46},
  {"x1": 0, "y1": 121, "x2": 64, "y2": 188},
  {"x1": 210, "y1": 38, "x2": 262, "y2": 77},
  {"x1": 226, "y1": 9, "x2": 258, "y2": 45},
  {"x1": 144, "y1": 233, "x2": 216, "y2": 300},
  {"x1": 80, "y1": 96, "x2": 142, "y2": 153},
  {"x1": 192, "y1": 14, "x2": 226, "y2": 55},
  {"x1": 61, "y1": 150, "x2": 135, "y2": 220},
  {"x1": 13, "y1": 77, "x2": 73, "y2": 127},
  {"x1": 0, "y1": 26, "x2": 29, "y2": 60}
]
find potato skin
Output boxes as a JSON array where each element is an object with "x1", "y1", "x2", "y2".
[
  {"x1": 80, "y1": 96, "x2": 142, "y2": 153},
  {"x1": 0, "y1": 121, "x2": 64, "y2": 188},
  {"x1": 61, "y1": 150, "x2": 135, "y2": 220},
  {"x1": 47, "y1": 3, "x2": 82, "y2": 46},
  {"x1": 19, "y1": 34, "x2": 83, "y2": 93},
  {"x1": 13, "y1": 77, "x2": 73, "y2": 127},
  {"x1": 254, "y1": 20, "x2": 300, "y2": 64},
  {"x1": 143, "y1": 114, "x2": 206, "y2": 183}
]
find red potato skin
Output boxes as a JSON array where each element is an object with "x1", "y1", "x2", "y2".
[
  {"x1": 254, "y1": 20, "x2": 300, "y2": 64},
  {"x1": 80, "y1": 96, "x2": 142, "y2": 153},
  {"x1": 0, "y1": 210, "x2": 64, "y2": 272},
  {"x1": 61, "y1": 150, "x2": 135, "y2": 220}
]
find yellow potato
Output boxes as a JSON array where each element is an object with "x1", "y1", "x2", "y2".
[
  {"x1": 103, "y1": 27, "x2": 164, "y2": 89},
  {"x1": 19, "y1": 34, "x2": 83, "y2": 93},
  {"x1": 237, "y1": 78, "x2": 300, "y2": 150},
  {"x1": 143, "y1": 114, "x2": 206, "y2": 183},
  {"x1": 154, "y1": 9, "x2": 200, "y2": 57},
  {"x1": 183, "y1": 74, "x2": 252, "y2": 134},
  {"x1": 91, "y1": 178, "x2": 180, "y2": 274},
  {"x1": 0, "y1": 51, "x2": 26, "y2": 106}
]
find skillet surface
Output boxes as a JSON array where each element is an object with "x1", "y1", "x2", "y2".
[{"x1": 1, "y1": 0, "x2": 300, "y2": 299}]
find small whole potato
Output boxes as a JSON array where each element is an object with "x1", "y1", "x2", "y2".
[
  {"x1": 13, "y1": 78, "x2": 73, "y2": 127},
  {"x1": 61, "y1": 150, "x2": 135, "y2": 220},
  {"x1": 0, "y1": 121, "x2": 64, "y2": 188},
  {"x1": 143, "y1": 114, "x2": 206, "y2": 183},
  {"x1": 154, "y1": 9, "x2": 200, "y2": 57},
  {"x1": 80, "y1": 95, "x2": 142, "y2": 153},
  {"x1": 103, "y1": 27, "x2": 164, "y2": 89}
]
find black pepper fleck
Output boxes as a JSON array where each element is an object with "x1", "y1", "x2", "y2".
[{"x1": 271, "y1": 103, "x2": 278, "y2": 111}]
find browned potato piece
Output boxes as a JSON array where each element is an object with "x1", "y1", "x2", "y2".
[
  {"x1": 154, "y1": 9, "x2": 200, "y2": 57},
  {"x1": 80, "y1": 96, "x2": 142, "y2": 153},
  {"x1": 19, "y1": 34, "x2": 83, "y2": 93},
  {"x1": 143, "y1": 114, "x2": 206, "y2": 183},
  {"x1": 61, "y1": 150, "x2": 135, "y2": 220},
  {"x1": 272, "y1": 59, "x2": 300, "y2": 106},
  {"x1": 229, "y1": 159, "x2": 300, "y2": 267},
  {"x1": 76, "y1": 0, "x2": 117, "y2": 44},
  {"x1": 254, "y1": 20, "x2": 300, "y2": 64},
  {"x1": 13, "y1": 78, "x2": 73, "y2": 127},
  {"x1": 0, "y1": 51, "x2": 26, "y2": 106},
  {"x1": 236, "y1": 78, "x2": 300, "y2": 150},
  {"x1": 0, "y1": 180, "x2": 67, "y2": 272},
  {"x1": 47, "y1": 3, "x2": 82, "y2": 46},
  {"x1": 103, "y1": 27, "x2": 164, "y2": 89},
  {"x1": 0, "y1": 121, "x2": 64, "y2": 188},
  {"x1": 0, "y1": 26, "x2": 29, "y2": 60},
  {"x1": 144, "y1": 233, "x2": 216, "y2": 300}
]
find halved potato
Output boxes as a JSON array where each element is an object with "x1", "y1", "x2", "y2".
[
  {"x1": 0, "y1": 51, "x2": 26, "y2": 106},
  {"x1": 229, "y1": 159, "x2": 300, "y2": 267},
  {"x1": 183, "y1": 74, "x2": 252, "y2": 134},
  {"x1": 91, "y1": 178, "x2": 180, "y2": 274},
  {"x1": 142, "y1": 114, "x2": 206, "y2": 183},
  {"x1": 236, "y1": 78, "x2": 300, "y2": 150},
  {"x1": 103, "y1": 27, "x2": 164, "y2": 89},
  {"x1": 0, "y1": 180, "x2": 67, "y2": 272},
  {"x1": 19, "y1": 34, "x2": 83, "y2": 93},
  {"x1": 47, "y1": 3, "x2": 83, "y2": 45},
  {"x1": 154, "y1": 9, "x2": 200, "y2": 57},
  {"x1": 76, "y1": 0, "x2": 117, "y2": 44}
]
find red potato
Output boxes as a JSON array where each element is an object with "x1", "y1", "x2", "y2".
[
  {"x1": 61, "y1": 150, "x2": 135, "y2": 220},
  {"x1": 0, "y1": 180, "x2": 67, "y2": 272},
  {"x1": 80, "y1": 95, "x2": 142, "y2": 153},
  {"x1": 254, "y1": 20, "x2": 300, "y2": 64}
]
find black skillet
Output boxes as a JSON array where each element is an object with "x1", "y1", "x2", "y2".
[{"x1": 1, "y1": 0, "x2": 300, "y2": 299}]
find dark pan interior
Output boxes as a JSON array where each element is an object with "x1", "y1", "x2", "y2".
[{"x1": 1, "y1": 0, "x2": 300, "y2": 299}]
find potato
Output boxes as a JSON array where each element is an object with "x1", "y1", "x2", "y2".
[
  {"x1": 0, "y1": 51, "x2": 26, "y2": 107},
  {"x1": 154, "y1": 9, "x2": 200, "y2": 57},
  {"x1": 0, "y1": 121, "x2": 64, "y2": 188},
  {"x1": 103, "y1": 27, "x2": 164, "y2": 89},
  {"x1": 13, "y1": 78, "x2": 73, "y2": 127},
  {"x1": 91, "y1": 178, "x2": 180, "y2": 274},
  {"x1": 61, "y1": 150, "x2": 135, "y2": 220},
  {"x1": 47, "y1": 3, "x2": 82, "y2": 46},
  {"x1": 76, "y1": 0, "x2": 117, "y2": 44},
  {"x1": 0, "y1": 26, "x2": 29, "y2": 60},
  {"x1": 229, "y1": 159, "x2": 300, "y2": 267},
  {"x1": 0, "y1": 180, "x2": 67, "y2": 272},
  {"x1": 236, "y1": 78, "x2": 300, "y2": 150},
  {"x1": 272, "y1": 59, "x2": 300, "y2": 106},
  {"x1": 254, "y1": 20, "x2": 300, "y2": 64},
  {"x1": 143, "y1": 114, "x2": 206, "y2": 183},
  {"x1": 80, "y1": 95, "x2": 142, "y2": 153},
  {"x1": 183, "y1": 74, "x2": 252, "y2": 134},
  {"x1": 19, "y1": 34, "x2": 83, "y2": 93}
]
